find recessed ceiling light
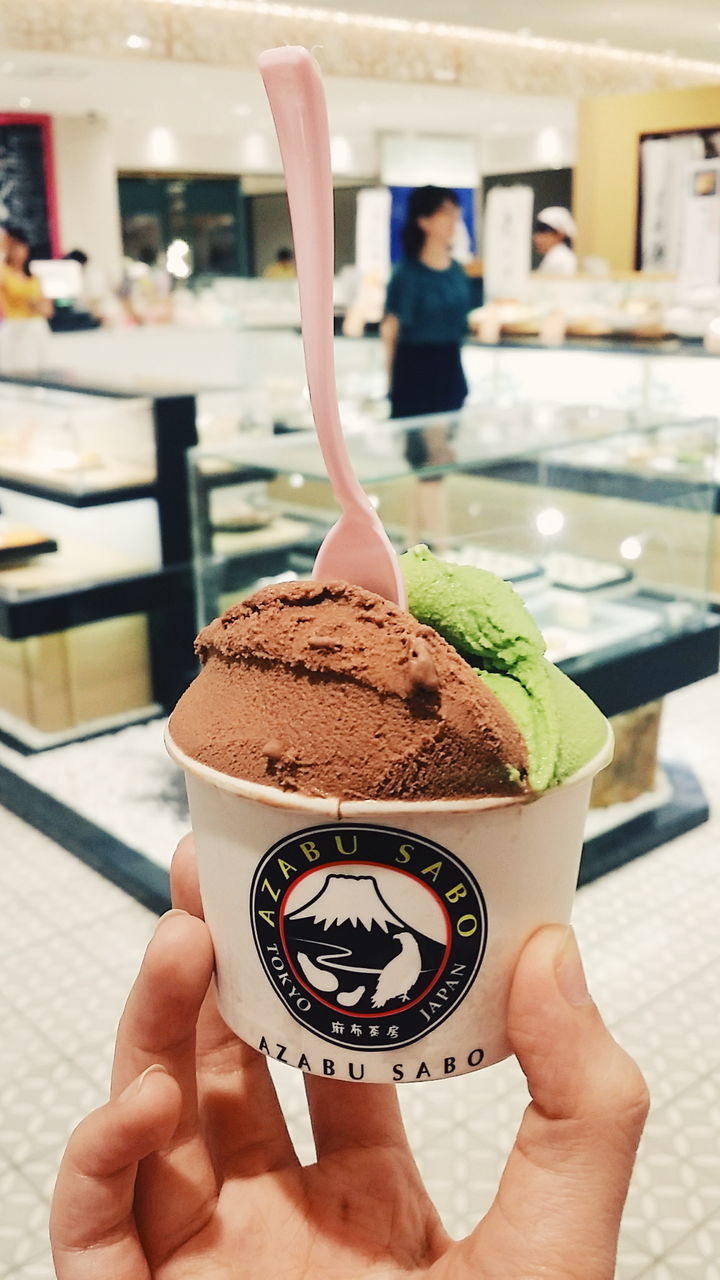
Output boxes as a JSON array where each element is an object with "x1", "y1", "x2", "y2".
[
  {"x1": 126, "y1": 34, "x2": 150, "y2": 50},
  {"x1": 18, "y1": 96, "x2": 31, "y2": 109}
]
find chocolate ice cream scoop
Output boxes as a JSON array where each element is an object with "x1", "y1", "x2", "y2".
[{"x1": 169, "y1": 579, "x2": 530, "y2": 801}]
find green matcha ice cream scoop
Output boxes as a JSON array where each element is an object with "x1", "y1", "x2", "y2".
[{"x1": 400, "y1": 545, "x2": 608, "y2": 791}]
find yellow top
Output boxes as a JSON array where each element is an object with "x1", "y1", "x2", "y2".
[
  {"x1": 262, "y1": 261, "x2": 296, "y2": 279},
  {"x1": 0, "y1": 265, "x2": 43, "y2": 319}
]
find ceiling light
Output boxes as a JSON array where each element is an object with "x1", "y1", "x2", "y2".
[
  {"x1": 330, "y1": 134, "x2": 352, "y2": 171},
  {"x1": 18, "y1": 96, "x2": 31, "y2": 109},
  {"x1": 146, "y1": 125, "x2": 178, "y2": 166},
  {"x1": 536, "y1": 126, "x2": 563, "y2": 166},
  {"x1": 126, "y1": 34, "x2": 150, "y2": 50}
]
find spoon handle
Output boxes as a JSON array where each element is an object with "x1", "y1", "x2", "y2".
[{"x1": 259, "y1": 46, "x2": 370, "y2": 514}]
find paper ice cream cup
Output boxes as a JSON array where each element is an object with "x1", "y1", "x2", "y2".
[{"x1": 166, "y1": 726, "x2": 613, "y2": 1084}]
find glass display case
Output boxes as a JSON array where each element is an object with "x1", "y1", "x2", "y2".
[
  {"x1": 0, "y1": 381, "x2": 156, "y2": 500},
  {"x1": 0, "y1": 377, "x2": 199, "y2": 748},
  {"x1": 188, "y1": 402, "x2": 719, "y2": 622},
  {"x1": 186, "y1": 402, "x2": 720, "y2": 878}
]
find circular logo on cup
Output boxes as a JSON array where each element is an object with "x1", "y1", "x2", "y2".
[{"x1": 250, "y1": 824, "x2": 487, "y2": 1052}]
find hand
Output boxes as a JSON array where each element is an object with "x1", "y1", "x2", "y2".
[{"x1": 51, "y1": 836, "x2": 648, "y2": 1280}]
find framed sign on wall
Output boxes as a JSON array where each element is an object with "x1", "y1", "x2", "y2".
[
  {"x1": 0, "y1": 114, "x2": 59, "y2": 258},
  {"x1": 637, "y1": 126, "x2": 720, "y2": 274}
]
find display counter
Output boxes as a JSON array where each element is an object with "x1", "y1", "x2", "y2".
[
  {"x1": 186, "y1": 403, "x2": 720, "y2": 881},
  {"x1": 0, "y1": 375, "x2": 199, "y2": 748}
]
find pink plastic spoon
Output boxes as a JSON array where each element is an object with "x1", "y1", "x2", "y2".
[{"x1": 259, "y1": 46, "x2": 406, "y2": 608}]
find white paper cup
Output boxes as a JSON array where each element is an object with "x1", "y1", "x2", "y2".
[{"x1": 166, "y1": 726, "x2": 612, "y2": 1084}]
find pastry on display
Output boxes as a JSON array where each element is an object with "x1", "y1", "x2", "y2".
[
  {"x1": 0, "y1": 520, "x2": 57, "y2": 566},
  {"x1": 544, "y1": 551, "x2": 633, "y2": 593}
]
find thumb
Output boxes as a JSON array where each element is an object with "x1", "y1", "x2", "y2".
[{"x1": 466, "y1": 926, "x2": 649, "y2": 1280}]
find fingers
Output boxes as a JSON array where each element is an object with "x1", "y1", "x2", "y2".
[
  {"x1": 50, "y1": 1065, "x2": 180, "y2": 1280},
  {"x1": 111, "y1": 909, "x2": 219, "y2": 1265},
  {"x1": 111, "y1": 911, "x2": 213, "y2": 1120},
  {"x1": 169, "y1": 837, "x2": 299, "y2": 1178},
  {"x1": 467, "y1": 925, "x2": 649, "y2": 1279},
  {"x1": 305, "y1": 1077, "x2": 409, "y2": 1159},
  {"x1": 170, "y1": 833, "x2": 203, "y2": 917}
]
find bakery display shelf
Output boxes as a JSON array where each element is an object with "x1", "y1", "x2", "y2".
[
  {"x1": 0, "y1": 565, "x2": 184, "y2": 640},
  {"x1": 0, "y1": 537, "x2": 58, "y2": 566},
  {"x1": 560, "y1": 605, "x2": 720, "y2": 718},
  {"x1": 579, "y1": 762, "x2": 708, "y2": 887},
  {"x1": 471, "y1": 455, "x2": 717, "y2": 513},
  {"x1": 544, "y1": 460, "x2": 716, "y2": 515},
  {"x1": 0, "y1": 701, "x2": 163, "y2": 755},
  {"x1": 0, "y1": 473, "x2": 157, "y2": 507},
  {"x1": 467, "y1": 334, "x2": 715, "y2": 359}
]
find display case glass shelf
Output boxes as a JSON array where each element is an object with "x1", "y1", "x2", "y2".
[
  {"x1": 0, "y1": 381, "x2": 156, "y2": 502},
  {"x1": 187, "y1": 404, "x2": 720, "y2": 710}
]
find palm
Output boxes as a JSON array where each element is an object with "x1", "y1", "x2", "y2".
[
  {"x1": 121, "y1": 953, "x2": 452, "y2": 1280},
  {"x1": 51, "y1": 839, "x2": 648, "y2": 1280},
  {"x1": 156, "y1": 1145, "x2": 447, "y2": 1280}
]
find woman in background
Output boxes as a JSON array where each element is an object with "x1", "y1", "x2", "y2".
[
  {"x1": 381, "y1": 186, "x2": 471, "y2": 548},
  {"x1": 382, "y1": 185, "x2": 470, "y2": 428},
  {"x1": 0, "y1": 225, "x2": 53, "y2": 373}
]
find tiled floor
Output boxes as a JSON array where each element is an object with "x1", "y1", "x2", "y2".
[{"x1": 0, "y1": 675, "x2": 717, "y2": 1278}]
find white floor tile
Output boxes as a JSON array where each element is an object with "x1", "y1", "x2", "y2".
[
  {"x1": 0, "y1": 1156, "x2": 49, "y2": 1276},
  {"x1": 643, "y1": 1209, "x2": 720, "y2": 1279},
  {"x1": 2, "y1": 1253, "x2": 55, "y2": 1280}
]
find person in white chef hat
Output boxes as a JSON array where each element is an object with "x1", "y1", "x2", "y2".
[{"x1": 533, "y1": 206, "x2": 577, "y2": 276}]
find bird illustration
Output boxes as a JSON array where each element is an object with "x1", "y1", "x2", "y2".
[{"x1": 371, "y1": 931, "x2": 423, "y2": 1009}]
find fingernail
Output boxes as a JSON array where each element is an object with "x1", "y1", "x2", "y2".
[
  {"x1": 555, "y1": 927, "x2": 593, "y2": 1007},
  {"x1": 123, "y1": 1064, "x2": 167, "y2": 1099},
  {"x1": 153, "y1": 908, "x2": 187, "y2": 933}
]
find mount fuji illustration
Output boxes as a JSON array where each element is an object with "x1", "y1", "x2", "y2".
[{"x1": 283, "y1": 874, "x2": 446, "y2": 1014}]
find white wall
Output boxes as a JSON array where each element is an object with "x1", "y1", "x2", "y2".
[
  {"x1": 478, "y1": 127, "x2": 576, "y2": 176},
  {"x1": 110, "y1": 120, "x2": 378, "y2": 180},
  {"x1": 53, "y1": 115, "x2": 124, "y2": 283}
]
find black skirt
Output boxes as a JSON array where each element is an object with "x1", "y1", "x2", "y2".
[{"x1": 390, "y1": 342, "x2": 467, "y2": 469}]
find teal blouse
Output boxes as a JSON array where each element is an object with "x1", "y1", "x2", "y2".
[{"x1": 385, "y1": 259, "x2": 471, "y2": 345}]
